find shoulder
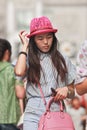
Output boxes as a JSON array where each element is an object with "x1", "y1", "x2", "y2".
[
  {"x1": 6, "y1": 63, "x2": 14, "y2": 71},
  {"x1": 5, "y1": 63, "x2": 14, "y2": 76},
  {"x1": 60, "y1": 52, "x2": 72, "y2": 64},
  {"x1": 0, "y1": 62, "x2": 13, "y2": 71},
  {"x1": 60, "y1": 52, "x2": 76, "y2": 74}
]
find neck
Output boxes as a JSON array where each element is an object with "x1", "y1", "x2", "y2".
[{"x1": 38, "y1": 49, "x2": 50, "y2": 55}]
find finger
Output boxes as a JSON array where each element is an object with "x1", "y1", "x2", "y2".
[
  {"x1": 54, "y1": 93, "x2": 66, "y2": 101},
  {"x1": 22, "y1": 31, "x2": 28, "y2": 37},
  {"x1": 19, "y1": 31, "x2": 28, "y2": 38},
  {"x1": 19, "y1": 34, "x2": 23, "y2": 42},
  {"x1": 19, "y1": 34, "x2": 25, "y2": 44},
  {"x1": 20, "y1": 30, "x2": 25, "y2": 35},
  {"x1": 54, "y1": 94, "x2": 61, "y2": 101},
  {"x1": 59, "y1": 95, "x2": 66, "y2": 100}
]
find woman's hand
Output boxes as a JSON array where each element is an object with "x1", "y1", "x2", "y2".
[
  {"x1": 54, "y1": 87, "x2": 68, "y2": 102},
  {"x1": 19, "y1": 30, "x2": 29, "y2": 49},
  {"x1": 53, "y1": 82, "x2": 75, "y2": 101}
]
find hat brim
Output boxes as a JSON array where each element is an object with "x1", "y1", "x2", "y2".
[{"x1": 27, "y1": 28, "x2": 57, "y2": 38}]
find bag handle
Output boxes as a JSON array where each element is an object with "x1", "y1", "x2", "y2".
[{"x1": 46, "y1": 97, "x2": 64, "y2": 112}]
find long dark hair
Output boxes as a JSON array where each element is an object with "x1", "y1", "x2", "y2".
[
  {"x1": 27, "y1": 33, "x2": 67, "y2": 84},
  {"x1": 0, "y1": 38, "x2": 11, "y2": 61}
]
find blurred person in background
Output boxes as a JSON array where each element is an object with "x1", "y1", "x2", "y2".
[
  {"x1": 75, "y1": 41, "x2": 87, "y2": 111},
  {"x1": 67, "y1": 96, "x2": 86, "y2": 130},
  {"x1": 75, "y1": 40, "x2": 87, "y2": 95},
  {"x1": 75, "y1": 40, "x2": 87, "y2": 130},
  {"x1": 0, "y1": 38, "x2": 25, "y2": 130}
]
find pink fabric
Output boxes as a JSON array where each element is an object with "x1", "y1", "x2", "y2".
[
  {"x1": 27, "y1": 16, "x2": 57, "y2": 38},
  {"x1": 75, "y1": 40, "x2": 87, "y2": 84}
]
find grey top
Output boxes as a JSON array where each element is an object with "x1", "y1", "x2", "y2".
[{"x1": 26, "y1": 53, "x2": 76, "y2": 99}]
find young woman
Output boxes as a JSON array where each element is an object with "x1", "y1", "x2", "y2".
[
  {"x1": 0, "y1": 38, "x2": 25, "y2": 130},
  {"x1": 15, "y1": 16, "x2": 76, "y2": 130}
]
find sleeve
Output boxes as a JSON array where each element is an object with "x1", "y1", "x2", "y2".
[
  {"x1": 75, "y1": 66, "x2": 87, "y2": 84},
  {"x1": 75, "y1": 40, "x2": 87, "y2": 84},
  {"x1": 64, "y1": 55, "x2": 76, "y2": 85}
]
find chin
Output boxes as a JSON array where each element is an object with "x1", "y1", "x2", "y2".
[{"x1": 39, "y1": 49, "x2": 50, "y2": 53}]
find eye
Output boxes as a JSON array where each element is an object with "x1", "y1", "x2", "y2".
[
  {"x1": 47, "y1": 34, "x2": 53, "y2": 39},
  {"x1": 37, "y1": 36, "x2": 43, "y2": 40}
]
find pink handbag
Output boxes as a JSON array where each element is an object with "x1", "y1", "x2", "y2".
[
  {"x1": 38, "y1": 97, "x2": 75, "y2": 130},
  {"x1": 38, "y1": 83, "x2": 75, "y2": 130}
]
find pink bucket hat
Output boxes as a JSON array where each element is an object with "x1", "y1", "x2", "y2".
[{"x1": 27, "y1": 16, "x2": 57, "y2": 38}]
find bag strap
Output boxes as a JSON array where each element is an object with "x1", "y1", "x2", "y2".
[
  {"x1": 38, "y1": 83, "x2": 47, "y2": 106},
  {"x1": 38, "y1": 83, "x2": 66, "y2": 111}
]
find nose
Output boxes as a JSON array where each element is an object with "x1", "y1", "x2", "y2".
[{"x1": 43, "y1": 38, "x2": 48, "y2": 44}]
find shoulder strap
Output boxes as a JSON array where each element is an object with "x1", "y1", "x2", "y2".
[{"x1": 38, "y1": 83, "x2": 47, "y2": 106}]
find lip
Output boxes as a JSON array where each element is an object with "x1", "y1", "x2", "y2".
[{"x1": 43, "y1": 46, "x2": 49, "y2": 48}]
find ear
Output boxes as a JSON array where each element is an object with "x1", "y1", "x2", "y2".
[{"x1": 3, "y1": 50, "x2": 11, "y2": 61}]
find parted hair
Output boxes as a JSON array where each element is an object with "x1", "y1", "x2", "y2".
[
  {"x1": 0, "y1": 38, "x2": 11, "y2": 61},
  {"x1": 27, "y1": 33, "x2": 67, "y2": 84}
]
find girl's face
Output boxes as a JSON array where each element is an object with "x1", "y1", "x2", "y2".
[
  {"x1": 72, "y1": 98, "x2": 80, "y2": 109},
  {"x1": 34, "y1": 32, "x2": 53, "y2": 53}
]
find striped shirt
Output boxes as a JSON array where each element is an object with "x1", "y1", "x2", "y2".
[{"x1": 26, "y1": 53, "x2": 76, "y2": 99}]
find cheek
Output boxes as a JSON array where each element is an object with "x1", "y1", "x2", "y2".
[
  {"x1": 35, "y1": 40, "x2": 44, "y2": 52},
  {"x1": 49, "y1": 39, "x2": 53, "y2": 47},
  {"x1": 35, "y1": 40, "x2": 40, "y2": 47},
  {"x1": 35, "y1": 42, "x2": 42, "y2": 49}
]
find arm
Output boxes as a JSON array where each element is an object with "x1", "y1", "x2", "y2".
[
  {"x1": 19, "y1": 99, "x2": 24, "y2": 115},
  {"x1": 75, "y1": 78, "x2": 87, "y2": 95},
  {"x1": 14, "y1": 31, "x2": 29, "y2": 76},
  {"x1": 15, "y1": 84, "x2": 26, "y2": 99},
  {"x1": 14, "y1": 46, "x2": 27, "y2": 76}
]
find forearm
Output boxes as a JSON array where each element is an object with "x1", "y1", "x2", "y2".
[
  {"x1": 19, "y1": 99, "x2": 24, "y2": 114},
  {"x1": 75, "y1": 78, "x2": 87, "y2": 95},
  {"x1": 14, "y1": 45, "x2": 28, "y2": 76}
]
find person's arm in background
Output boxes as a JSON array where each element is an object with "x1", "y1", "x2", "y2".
[
  {"x1": 75, "y1": 78, "x2": 87, "y2": 95},
  {"x1": 19, "y1": 79, "x2": 27, "y2": 115},
  {"x1": 19, "y1": 99, "x2": 24, "y2": 115},
  {"x1": 15, "y1": 82, "x2": 26, "y2": 115},
  {"x1": 14, "y1": 31, "x2": 29, "y2": 76}
]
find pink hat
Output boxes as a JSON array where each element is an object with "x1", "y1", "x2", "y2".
[{"x1": 27, "y1": 16, "x2": 57, "y2": 38}]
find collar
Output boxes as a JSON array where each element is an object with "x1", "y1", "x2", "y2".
[{"x1": 38, "y1": 51, "x2": 50, "y2": 61}]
